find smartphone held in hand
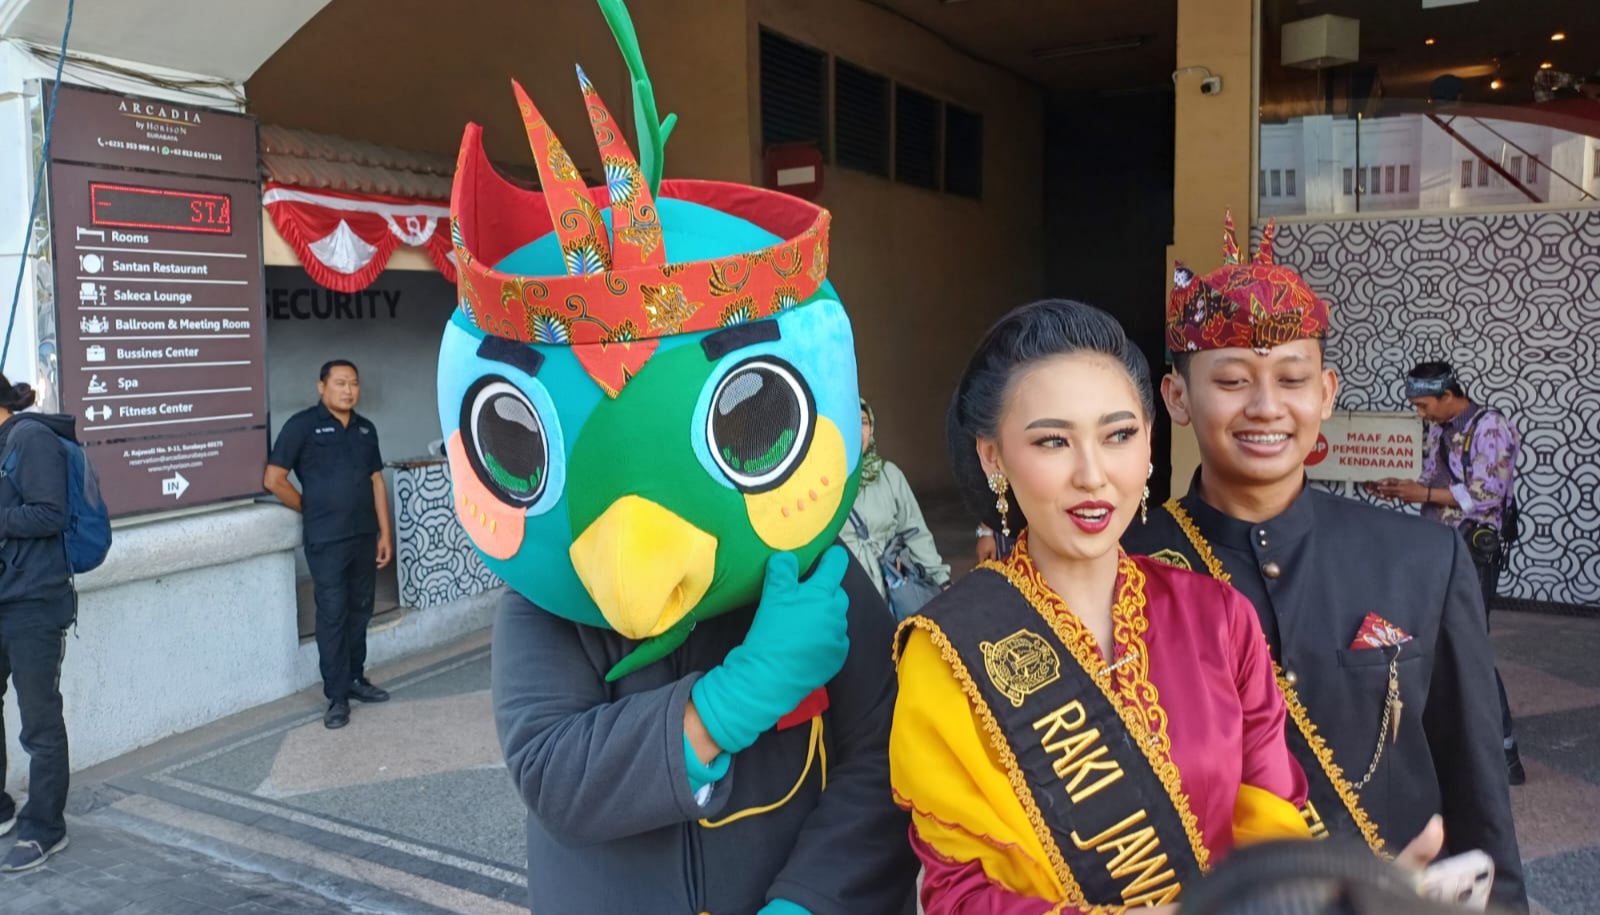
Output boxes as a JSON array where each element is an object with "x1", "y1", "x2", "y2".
[{"x1": 1417, "y1": 850, "x2": 1495, "y2": 910}]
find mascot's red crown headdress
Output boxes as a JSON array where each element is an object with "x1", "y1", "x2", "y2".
[{"x1": 448, "y1": 53, "x2": 831, "y2": 399}]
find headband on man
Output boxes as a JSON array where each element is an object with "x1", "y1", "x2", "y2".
[{"x1": 1404, "y1": 370, "x2": 1457, "y2": 399}]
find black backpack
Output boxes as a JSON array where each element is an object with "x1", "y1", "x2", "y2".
[{"x1": 0, "y1": 415, "x2": 112, "y2": 574}]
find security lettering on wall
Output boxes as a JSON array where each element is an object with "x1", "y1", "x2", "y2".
[
  {"x1": 43, "y1": 84, "x2": 267, "y2": 518},
  {"x1": 263, "y1": 265, "x2": 459, "y2": 465},
  {"x1": 268, "y1": 287, "x2": 403, "y2": 321}
]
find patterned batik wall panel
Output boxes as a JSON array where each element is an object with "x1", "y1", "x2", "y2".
[
  {"x1": 1270, "y1": 210, "x2": 1600, "y2": 607},
  {"x1": 394, "y1": 463, "x2": 502, "y2": 610}
]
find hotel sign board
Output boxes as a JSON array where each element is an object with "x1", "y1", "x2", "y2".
[{"x1": 44, "y1": 84, "x2": 266, "y2": 517}]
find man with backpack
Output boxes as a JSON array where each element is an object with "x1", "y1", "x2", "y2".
[
  {"x1": 0, "y1": 371, "x2": 110, "y2": 871},
  {"x1": 1371, "y1": 361, "x2": 1525, "y2": 785}
]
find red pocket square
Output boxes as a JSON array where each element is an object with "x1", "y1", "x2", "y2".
[{"x1": 1351, "y1": 612, "x2": 1413, "y2": 649}]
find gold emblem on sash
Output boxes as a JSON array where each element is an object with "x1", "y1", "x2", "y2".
[
  {"x1": 981, "y1": 629, "x2": 1061, "y2": 707},
  {"x1": 1147, "y1": 549, "x2": 1193, "y2": 571}
]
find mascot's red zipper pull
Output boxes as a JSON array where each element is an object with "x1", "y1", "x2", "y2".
[{"x1": 776, "y1": 686, "x2": 830, "y2": 731}]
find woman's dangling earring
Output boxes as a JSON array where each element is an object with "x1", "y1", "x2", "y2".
[
  {"x1": 988, "y1": 471, "x2": 1011, "y2": 538},
  {"x1": 1141, "y1": 463, "x2": 1153, "y2": 525}
]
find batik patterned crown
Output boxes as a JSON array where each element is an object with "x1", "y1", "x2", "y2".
[
  {"x1": 1166, "y1": 212, "x2": 1329, "y2": 355},
  {"x1": 449, "y1": 68, "x2": 831, "y2": 351}
]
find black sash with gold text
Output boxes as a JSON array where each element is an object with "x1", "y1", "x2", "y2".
[
  {"x1": 902, "y1": 567, "x2": 1202, "y2": 908},
  {"x1": 1136, "y1": 500, "x2": 1388, "y2": 855}
]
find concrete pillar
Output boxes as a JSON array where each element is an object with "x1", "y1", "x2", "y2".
[{"x1": 1166, "y1": 0, "x2": 1255, "y2": 494}]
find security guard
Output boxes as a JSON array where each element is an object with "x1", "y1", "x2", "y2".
[
  {"x1": 265, "y1": 359, "x2": 394, "y2": 730},
  {"x1": 1124, "y1": 217, "x2": 1524, "y2": 909}
]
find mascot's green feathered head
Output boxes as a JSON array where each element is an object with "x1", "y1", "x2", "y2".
[{"x1": 438, "y1": 0, "x2": 860, "y2": 679}]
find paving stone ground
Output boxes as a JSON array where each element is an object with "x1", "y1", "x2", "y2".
[{"x1": 0, "y1": 819, "x2": 375, "y2": 915}]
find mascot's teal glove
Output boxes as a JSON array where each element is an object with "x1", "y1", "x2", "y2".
[
  {"x1": 691, "y1": 546, "x2": 851, "y2": 755},
  {"x1": 684, "y1": 732, "x2": 730, "y2": 794},
  {"x1": 758, "y1": 900, "x2": 812, "y2": 915}
]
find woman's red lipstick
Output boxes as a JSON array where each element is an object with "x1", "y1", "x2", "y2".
[{"x1": 1065, "y1": 501, "x2": 1115, "y2": 534}]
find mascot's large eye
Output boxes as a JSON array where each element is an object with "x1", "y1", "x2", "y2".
[
  {"x1": 707, "y1": 357, "x2": 814, "y2": 492},
  {"x1": 461, "y1": 378, "x2": 548, "y2": 507}
]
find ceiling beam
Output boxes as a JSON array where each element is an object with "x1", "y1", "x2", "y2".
[{"x1": 0, "y1": 0, "x2": 333, "y2": 82}]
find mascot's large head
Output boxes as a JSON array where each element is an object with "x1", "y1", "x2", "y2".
[{"x1": 438, "y1": 0, "x2": 860, "y2": 679}]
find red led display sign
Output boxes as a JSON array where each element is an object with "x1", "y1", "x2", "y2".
[{"x1": 90, "y1": 182, "x2": 233, "y2": 235}]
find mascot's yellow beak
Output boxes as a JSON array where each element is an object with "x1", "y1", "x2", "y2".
[{"x1": 570, "y1": 495, "x2": 718, "y2": 640}]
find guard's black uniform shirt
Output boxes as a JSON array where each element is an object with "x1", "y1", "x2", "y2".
[
  {"x1": 268, "y1": 404, "x2": 383, "y2": 545},
  {"x1": 1124, "y1": 472, "x2": 1526, "y2": 910}
]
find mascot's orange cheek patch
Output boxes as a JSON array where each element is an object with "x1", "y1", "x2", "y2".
[{"x1": 447, "y1": 430, "x2": 525, "y2": 560}]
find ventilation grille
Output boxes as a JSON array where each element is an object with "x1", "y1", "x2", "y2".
[
  {"x1": 758, "y1": 30, "x2": 983, "y2": 199},
  {"x1": 895, "y1": 85, "x2": 940, "y2": 190},
  {"x1": 760, "y1": 30, "x2": 826, "y2": 149},
  {"x1": 834, "y1": 59, "x2": 890, "y2": 176},
  {"x1": 943, "y1": 105, "x2": 982, "y2": 199}
]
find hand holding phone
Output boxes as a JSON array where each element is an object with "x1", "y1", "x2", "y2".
[
  {"x1": 1416, "y1": 850, "x2": 1495, "y2": 910},
  {"x1": 1367, "y1": 478, "x2": 1401, "y2": 499}
]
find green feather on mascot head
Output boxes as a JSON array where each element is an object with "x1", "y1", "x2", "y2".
[{"x1": 437, "y1": 0, "x2": 861, "y2": 681}]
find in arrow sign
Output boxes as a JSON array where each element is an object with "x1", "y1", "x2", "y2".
[{"x1": 162, "y1": 472, "x2": 190, "y2": 499}]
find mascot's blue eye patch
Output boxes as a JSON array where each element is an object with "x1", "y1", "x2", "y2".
[
  {"x1": 478, "y1": 336, "x2": 544, "y2": 378},
  {"x1": 707, "y1": 355, "x2": 814, "y2": 492},
  {"x1": 701, "y1": 321, "x2": 781, "y2": 362},
  {"x1": 689, "y1": 299, "x2": 858, "y2": 492}
]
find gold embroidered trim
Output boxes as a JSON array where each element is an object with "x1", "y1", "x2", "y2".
[
  {"x1": 1110, "y1": 562, "x2": 1173, "y2": 758},
  {"x1": 983, "y1": 534, "x2": 1212, "y2": 874},
  {"x1": 1162, "y1": 499, "x2": 1229, "y2": 584},
  {"x1": 895, "y1": 614, "x2": 1091, "y2": 909},
  {"x1": 1272, "y1": 665, "x2": 1387, "y2": 856},
  {"x1": 1161, "y1": 500, "x2": 1389, "y2": 856}
]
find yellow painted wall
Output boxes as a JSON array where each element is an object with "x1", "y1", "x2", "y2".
[
  {"x1": 1166, "y1": 0, "x2": 1255, "y2": 495},
  {"x1": 250, "y1": 0, "x2": 1041, "y2": 494},
  {"x1": 750, "y1": 0, "x2": 1045, "y2": 494}
]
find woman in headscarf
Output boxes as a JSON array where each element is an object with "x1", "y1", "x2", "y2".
[{"x1": 840, "y1": 398, "x2": 951, "y2": 612}]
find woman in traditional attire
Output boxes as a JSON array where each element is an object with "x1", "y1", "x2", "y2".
[{"x1": 891, "y1": 300, "x2": 1311, "y2": 914}]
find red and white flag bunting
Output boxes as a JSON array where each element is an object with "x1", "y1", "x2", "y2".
[{"x1": 263, "y1": 182, "x2": 456, "y2": 292}]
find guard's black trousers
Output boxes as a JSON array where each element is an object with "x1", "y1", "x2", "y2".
[{"x1": 305, "y1": 534, "x2": 378, "y2": 703}]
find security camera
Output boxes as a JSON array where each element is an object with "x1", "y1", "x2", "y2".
[{"x1": 1200, "y1": 76, "x2": 1223, "y2": 95}]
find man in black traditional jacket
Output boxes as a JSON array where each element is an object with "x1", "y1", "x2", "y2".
[{"x1": 1124, "y1": 216, "x2": 1524, "y2": 909}]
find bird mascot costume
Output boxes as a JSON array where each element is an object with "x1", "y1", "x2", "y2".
[{"x1": 435, "y1": 3, "x2": 916, "y2": 913}]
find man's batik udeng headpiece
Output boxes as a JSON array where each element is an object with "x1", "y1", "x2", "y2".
[
  {"x1": 1166, "y1": 211, "x2": 1330, "y2": 356},
  {"x1": 1404, "y1": 366, "x2": 1460, "y2": 399},
  {"x1": 449, "y1": 22, "x2": 830, "y2": 398}
]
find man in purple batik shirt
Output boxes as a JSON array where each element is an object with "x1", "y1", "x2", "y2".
[{"x1": 1372, "y1": 361, "x2": 1525, "y2": 785}]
